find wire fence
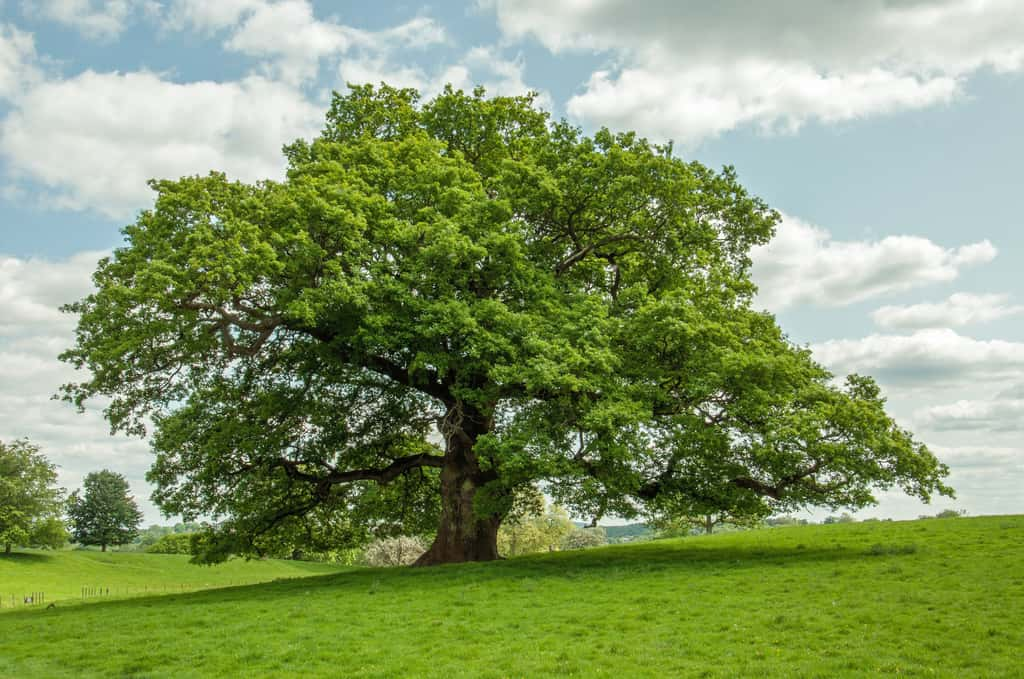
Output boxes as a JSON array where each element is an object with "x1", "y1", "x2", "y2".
[{"x1": 0, "y1": 581, "x2": 252, "y2": 611}]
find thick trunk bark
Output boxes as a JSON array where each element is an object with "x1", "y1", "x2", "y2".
[
  {"x1": 415, "y1": 403, "x2": 501, "y2": 566},
  {"x1": 4, "y1": 542, "x2": 10, "y2": 555},
  {"x1": 101, "y1": 544, "x2": 107, "y2": 552}
]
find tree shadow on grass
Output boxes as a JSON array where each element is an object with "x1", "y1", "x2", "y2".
[
  {"x1": 0, "y1": 538, "x2": 892, "y2": 624},
  {"x1": 0, "y1": 551, "x2": 54, "y2": 565}
]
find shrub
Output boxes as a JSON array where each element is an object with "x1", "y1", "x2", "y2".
[
  {"x1": 146, "y1": 533, "x2": 195, "y2": 555},
  {"x1": 561, "y1": 527, "x2": 608, "y2": 551},
  {"x1": 361, "y1": 536, "x2": 428, "y2": 567}
]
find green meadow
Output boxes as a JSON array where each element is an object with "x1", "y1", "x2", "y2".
[
  {"x1": 0, "y1": 550, "x2": 345, "y2": 608},
  {"x1": 1, "y1": 515, "x2": 1021, "y2": 678}
]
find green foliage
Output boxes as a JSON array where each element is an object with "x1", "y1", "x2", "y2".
[
  {"x1": 146, "y1": 533, "x2": 195, "y2": 555},
  {"x1": 67, "y1": 470, "x2": 143, "y2": 551},
  {"x1": 824, "y1": 513, "x2": 857, "y2": 525},
  {"x1": 0, "y1": 439, "x2": 66, "y2": 554},
  {"x1": 922, "y1": 509, "x2": 966, "y2": 519},
  {"x1": 134, "y1": 522, "x2": 202, "y2": 549},
  {"x1": 61, "y1": 84, "x2": 953, "y2": 563},
  {"x1": 650, "y1": 511, "x2": 763, "y2": 537},
  {"x1": 497, "y1": 490, "x2": 575, "y2": 557},
  {"x1": 1, "y1": 516, "x2": 1021, "y2": 677}
]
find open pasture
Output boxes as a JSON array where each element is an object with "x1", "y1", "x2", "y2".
[{"x1": 1, "y1": 515, "x2": 1021, "y2": 677}]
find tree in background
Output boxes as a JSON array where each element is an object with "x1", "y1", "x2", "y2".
[
  {"x1": 498, "y1": 490, "x2": 575, "y2": 557},
  {"x1": 362, "y1": 535, "x2": 429, "y2": 567},
  {"x1": 145, "y1": 532, "x2": 195, "y2": 555},
  {"x1": 561, "y1": 526, "x2": 608, "y2": 550},
  {"x1": 67, "y1": 470, "x2": 143, "y2": 551},
  {"x1": 62, "y1": 84, "x2": 953, "y2": 565},
  {"x1": 649, "y1": 509, "x2": 764, "y2": 537},
  {"x1": 0, "y1": 439, "x2": 67, "y2": 554}
]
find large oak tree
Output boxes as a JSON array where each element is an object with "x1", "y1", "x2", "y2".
[{"x1": 62, "y1": 85, "x2": 951, "y2": 565}]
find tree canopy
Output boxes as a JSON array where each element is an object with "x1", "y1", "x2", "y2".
[
  {"x1": 0, "y1": 439, "x2": 66, "y2": 554},
  {"x1": 61, "y1": 84, "x2": 952, "y2": 565},
  {"x1": 67, "y1": 470, "x2": 143, "y2": 551}
]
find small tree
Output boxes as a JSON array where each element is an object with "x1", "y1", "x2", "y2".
[
  {"x1": 0, "y1": 439, "x2": 66, "y2": 555},
  {"x1": 67, "y1": 470, "x2": 143, "y2": 551}
]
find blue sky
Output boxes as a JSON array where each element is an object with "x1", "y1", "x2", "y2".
[{"x1": 1, "y1": 0, "x2": 1023, "y2": 523}]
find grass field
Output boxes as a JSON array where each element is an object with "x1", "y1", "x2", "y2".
[
  {"x1": 0, "y1": 550, "x2": 346, "y2": 609},
  {"x1": 1, "y1": 515, "x2": 1021, "y2": 677}
]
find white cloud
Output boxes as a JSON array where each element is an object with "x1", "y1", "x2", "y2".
[
  {"x1": 0, "y1": 15, "x2": 545, "y2": 223},
  {"x1": 21, "y1": 0, "x2": 152, "y2": 41},
  {"x1": 916, "y1": 398, "x2": 1024, "y2": 432},
  {"x1": 168, "y1": 0, "x2": 448, "y2": 85},
  {"x1": 164, "y1": 0, "x2": 265, "y2": 33},
  {"x1": 0, "y1": 250, "x2": 102, "y2": 334},
  {"x1": 0, "y1": 71, "x2": 323, "y2": 218},
  {"x1": 929, "y1": 445, "x2": 1024, "y2": 472},
  {"x1": 873, "y1": 293, "x2": 1024, "y2": 329},
  {"x1": 811, "y1": 328, "x2": 1024, "y2": 386},
  {"x1": 0, "y1": 23, "x2": 39, "y2": 100},
  {"x1": 751, "y1": 214, "x2": 996, "y2": 311},
  {"x1": 0, "y1": 252, "x2": 161, "y2": 521},
  {"x1": 488, "y1": 0, "x2": 1024, "y2": 142},
  {"x1": 567, "y1": 63, "x2": 958, "y2": 144}
]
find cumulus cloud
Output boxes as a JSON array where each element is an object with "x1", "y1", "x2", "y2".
[
  {"x1": 872, "y1": 293, "x2": 1024, "y2": 329},
  {"x1": 21, "y1": 0, "x2": 156, "y2": 41},
  {"x1": 810, "y1": 328, "x2": 1024, "y2": 386},
  {"x1": 751, "y1": 215, "x2": 996, "y2": 311},
  {"x1": 163, "y1": 0, "x2": 265, "y2": 33},
  {"x1": 0, "y1": 251, "x2": 102, "y2": 334},
  {"x1": 930, "y1": 445, "x2": 1024, "y2": 470},
  {"x1": 0, "y1": 71, "x2": 323, "y2": 218},
  {"x1": 228, "y1": 6, "x2": 446, "y2": 84},
  {"x1": 487, "y1": 0, "x2": 1024, "y2": 142},
  {"x1": 0, "y1": 252, "x2": 160, "y2": 521},
  {"x1": 0, "y1": 23, "x2": 39, "y2": 100},
  {"x1": 916, "y1": 398, "x2": 1024, "y2": 432},
  {"x1": 166, "y1": 0, "x2": 447, "y2": 85}
]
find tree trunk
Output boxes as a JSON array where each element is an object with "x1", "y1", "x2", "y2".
[
  {"x1": 101, "y1": 543, "x2": 107, "y2": 552},
  {"x1": 415, "y1": 403, "x2": 501, "y2": 566},
  {"x1": 705, "y1": 515, "x2": 713, "y2": 535},
  {"x1": 4, "y1": 542, "x2": 10, "y2": 555}
]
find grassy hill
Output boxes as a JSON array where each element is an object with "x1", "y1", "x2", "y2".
[
  {"x1": 1, "y1": 515, "x2": 1021, "y2": 677},
  {"x1": 0, "y1": 550, "x2": 346, "y2": 608}
]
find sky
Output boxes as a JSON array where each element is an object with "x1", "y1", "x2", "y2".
[{"x1": 1, "y1": 0, "x2": 1023, "y2": 525}]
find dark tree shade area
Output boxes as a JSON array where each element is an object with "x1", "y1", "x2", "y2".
[{"x1": 61, "y1": 84, "x2": 952, "y2": 565}]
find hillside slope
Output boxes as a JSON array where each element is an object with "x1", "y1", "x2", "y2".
[
  {"x1": 1, "y1": 516, "x2": 1021, "y2": 677},
  {"x1": 0, "y1": 550, "x2": 345, "y2": 607}
]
